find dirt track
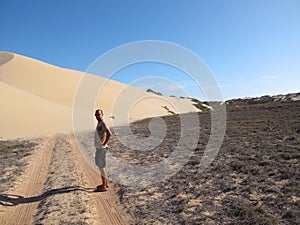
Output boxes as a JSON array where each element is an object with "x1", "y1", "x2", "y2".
[{"x1": 0, "y1": 135, "x2": 130, "y2": 225}]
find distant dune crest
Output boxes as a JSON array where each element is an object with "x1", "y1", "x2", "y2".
[
  {"x1": 0, "y1": 52, "x2": 14, "y2": 66},
  {"x1": 226, "y1": 92, "x2": 300, "y2": 105},
  {"x1": 0, "y1": 52, "x2": 202, "y2": 139}
]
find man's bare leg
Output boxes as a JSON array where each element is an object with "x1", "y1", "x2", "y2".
[{"x1": 99, "y1": 167, "x2": 108, "y2": 190}]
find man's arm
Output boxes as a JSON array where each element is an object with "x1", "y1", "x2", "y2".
[{"x1": 103, "y1": 129, "x2": 112, "y2": 146}]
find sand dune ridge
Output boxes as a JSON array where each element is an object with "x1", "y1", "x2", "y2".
[{"x1": 0, "y1": 52, "x2": 200, "y2": 139}]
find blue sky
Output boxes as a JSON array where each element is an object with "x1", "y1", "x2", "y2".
[{"x1": 1, "y1": 0, "x2": 299, "y2": 100}]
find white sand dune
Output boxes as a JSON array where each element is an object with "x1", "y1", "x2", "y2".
[{"x1": 0, "y1": 52, "x2": 200, "y2": 139}]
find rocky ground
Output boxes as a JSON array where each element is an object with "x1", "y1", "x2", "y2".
[{"x1": 110, "y1": 101, "x2": 300, "y2": 224}]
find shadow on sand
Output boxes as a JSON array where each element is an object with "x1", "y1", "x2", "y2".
[{"x1": 0, "y1": 186, "x2": 96, "y2": 206}]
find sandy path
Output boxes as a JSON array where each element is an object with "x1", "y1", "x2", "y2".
[
  {"x1": 0, "y1": 135, "x2": 130, "y2": 225},
  {"x1": 68, "y1": 135, "x2": 131, "y2": 225},
  {"x1": 0, "y1": 137, "x2": 55, "y2": 224}
]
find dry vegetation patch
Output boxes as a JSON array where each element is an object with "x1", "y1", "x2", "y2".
[
  {"x1": 0, "y1": 139, "x2": 38, "y2": 192},
  {"x1": 110, "y1": 101, "x2": 300, "y2": 224}
]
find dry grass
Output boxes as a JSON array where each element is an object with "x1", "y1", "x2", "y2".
[
  {"x1": 111, "y1": 101, "x2": 300, "y2": 224},
  {"x1": 0, "y1": 139, "x2": 38, "y2": 192}
]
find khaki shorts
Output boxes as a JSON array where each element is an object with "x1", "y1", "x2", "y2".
[{"x1": 95, "y1": 147, "x2": 108, "y2": 168}]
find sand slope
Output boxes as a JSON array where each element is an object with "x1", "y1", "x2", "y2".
[{"x1": 0, "y1": 52, "x2": 200, "y2": 139}]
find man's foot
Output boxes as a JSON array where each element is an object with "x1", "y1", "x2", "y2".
[
  {"x1": 96, "y1": 184, "x2": 109, "y2": 189},
  {"x1": 94, "y1": 184, "x2": 108, "y2": 192},
  {"x1": 94, "y1": 185, "x2": 108, "y2": 192}
]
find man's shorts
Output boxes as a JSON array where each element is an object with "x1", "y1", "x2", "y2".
[{"x1": 95, "y1": 147, "x2": 108, "y2": 168}]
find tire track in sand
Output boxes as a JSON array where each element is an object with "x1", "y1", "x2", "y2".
[
  {"x1": 33, "y1": 134, "x2": 94, "y2": 224},
  {"x1": 0, "y1": 135, "x2": 131, "y2": 224},
  {"x1": 0, "y1": 137, "x2": 55, "y2": 225}
]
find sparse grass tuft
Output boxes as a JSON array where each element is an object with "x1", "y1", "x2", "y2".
[
  {"x1": 191, "y1": 98, "x2": 210, "y2": 111},
  {"x1": 162, "y1": 105, "x2": 176, "y2": 115},
  {"x1": 223, "y1": 197, "x2": 280, "y2": 225}
]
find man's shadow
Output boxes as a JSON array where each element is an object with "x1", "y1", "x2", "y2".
[{"x1": 0, "y1": 186, "x2": 96, "y2": 206}]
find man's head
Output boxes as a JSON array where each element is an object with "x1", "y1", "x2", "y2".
[{"x1": 95, "y1": 109, "x2": 104, "y2": 121}]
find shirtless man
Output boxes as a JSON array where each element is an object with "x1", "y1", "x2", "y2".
[{"x1": 94, "y1": 109, "x2": 112, "y2": 191}]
